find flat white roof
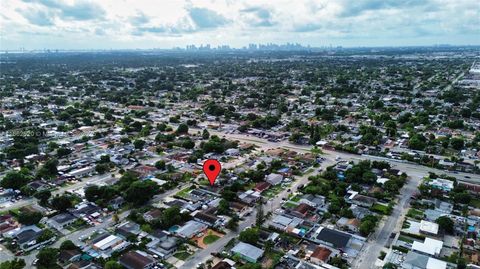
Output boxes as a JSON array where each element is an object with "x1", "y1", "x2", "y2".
[
  {"x1": 412, "y1": 238, "x2": 443, "y2": 256},
  {"x1": 420, "y1": 220, "x2": 439, "y2": 235},
  {"x1": 426, "y1": 257, "x2": 447, "y2": 269},
  {"x1": 376, "y1": 178, "x2": 389, "y2": 184},
  {"x1": 93, "y1": 235, "x2": 120, "y2": 250}
]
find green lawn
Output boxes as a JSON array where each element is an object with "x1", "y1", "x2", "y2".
[
  {"x1": 283, "y1": 202, "x2": 297, "y2": 209},
  {"x1": 398, "y1": 235, "x2": 414, "y2": 244},
  {"x1": 203, "y1": 234, "x2": 220, "y2": 244},
  {"x1": 470, "y1": 198, "x2": 480, "y2": 208},
  {"x1": 174, "y1": 251, "x2": 191, "y2": 260},
  {"x1": 198, "y1": 179, "x2": 210, "y2": 186},
  {"x1": 290, "y1": 195, "x2": 301, "y2": 202},
  {"x1": 406, "y1": 208, "x2": 424, "y2": 219},
  {"x1": 264, "y1": 185, "x2": 283, "y2": 198},
  {"x1": 176, "y1": 187, "x2": 192, "y2": 198},
  {"x1": 370, "y1": 203, "x2": 391, "y2": 215},
  {"x1": 66, "y1": 219, "x2": 88, "y2": 231}
]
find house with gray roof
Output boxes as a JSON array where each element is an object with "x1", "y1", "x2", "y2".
[
  {"x1": 46, "y1": 212, "x2": 76, "y2": 232},
  {"x1": 175, "y1": 220, "x2": 207, "y2": 239},
  {"x1": 231, "y1": 242, "x2": 264, "y2": 263},
  {"x1": 402, "y1": 251, "x2": 447, "y2": 269}
]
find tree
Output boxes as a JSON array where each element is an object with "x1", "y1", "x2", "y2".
[
  {"x1": 37, "y1": 159, "x2": 59, "y2": 179},
  {"x1": 239, "y1": 228, "x2": 259, "y2": 245},
  {"x1": 124, "y1": 180, "x2": 159, "y2": 206},
  {"x1": 56, "y1": 147, "x2": 72, "y2": 158},
  {"x1": 436, "y1": 216, "x2": 454, "y2": 234},
  {"x1": 154, "y1": 160, "x2": 166, "y2": 170},
  {"x1": 383, "y1": 263, "x2": 398, "y2": 269},
  {"x1": 255, "y1": 204, "x2": 265, "y2": 226},
  {"x1": 95, "y1": 163, "x2": 110, "y2": 174},
  {"x1": 450, "y1": 138, "x2": 465, "y2": 150},
  {"x1": 453, "y1": 192, "x2": 471, "y2": 204},
  {"x1": 408, "y1": 134, "x2": 427, "y2": 150},
  {"x1": 99, "y1": 155, "x2": 111, "y2": 163},
  {"x1": 59, "y1": 240, "x2": 77, "y2": 250},
  {"x1": 17, "y1": 211, "x2": 43, "y2": 225},
  {"x1": 84, "y1": 185, "x2": 116, "y2": 204},
  {"x1": 176, "y1": 123, "x2": 189, "y2": 134},
  {"x1": 217, "y1": 199, "x2": 230, "y2": 215},
  {"x1": 181, "y1": 138, "x2": 195, "y2": 149},
  {"x1": 202, "y1": 129, "x2": 210, "y2": 139},
  {"x1": 133, "y1": 139, "x2": 145, "y2": 150},
  {"x1": 34, "y1": 190, "x2": 51, "y2": 206},
  {"x1": 50, "y1": 195, "x2": 73, "y2": 212},
  {"x1": 104, "y1": 261, "x2": 123, "y2": 269},
  {"x1": 36, "y1": 248, "x2": 59, "y2": 269},
  {"x1": 359, "y1": 215, "x2": 378, "y2": 236},
  {"x1": 0, "y1": 259, "x2": 26, "y2": 269},
  {"x1": 37, "y1": 229, "x2": 55, "y2": 243},
  {"x1": 1, "y1": 171, "x2": 30, "y2": 190},
  {"x1": 112, "y1": 212, "x2": 119, "y2": 223},
  {"x1": 226, "y1": 215, "x2": 239, "y2": 231}
]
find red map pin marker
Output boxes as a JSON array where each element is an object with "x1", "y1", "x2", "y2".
[{"x1": 203, "y1": 159, "x2": 221, "y2": 186}]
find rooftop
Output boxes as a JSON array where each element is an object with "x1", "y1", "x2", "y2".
[
  {"x1": 316, "y1": 227, "x2": 351, "y2": 249},
  {"x1": 231, "y1": 241, "x2": 264, "y2": 262}
]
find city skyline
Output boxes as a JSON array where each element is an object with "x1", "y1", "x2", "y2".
[{"x1": 1, "y1": 0, "x2": 479, "y2": 50}]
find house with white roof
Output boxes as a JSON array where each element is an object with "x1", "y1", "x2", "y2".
[{"x1": 412, "y1": 237, "x2": 443, "y2": 257}]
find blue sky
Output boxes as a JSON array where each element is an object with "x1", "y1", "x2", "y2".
[{"x1": 1, "y1": 0, "x2": 479, "y2": 50}]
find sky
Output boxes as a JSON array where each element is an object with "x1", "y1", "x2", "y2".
[{"x1": 0, "y1": 0, "x2": 479, "y2": 50}]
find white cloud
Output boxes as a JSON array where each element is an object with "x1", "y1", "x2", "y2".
[{"x1": 0, "y1": 0, "x2": 478, "y2": 50}]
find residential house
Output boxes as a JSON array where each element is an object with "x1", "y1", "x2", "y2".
[
  {"x1": 119, "y1": 250, "x2": 156, "y2": 269},
  {"x1": 46, "y1": 213, "x2": 77, "y2": 232},
  {"x1": 231, "y1": 242, "x2": 264, "y2": 263},
  {"x1": 402, "y1": 251, "x2": 447, "y2": 269},
  {"x1": 225, "y1": 148, "x2": 240, "y2": 156},
  {"x1": 212, "y1": 261, "x2": 233, "y2": 269},
  {"x1": 349, "y1": 204, "x2": 372, "y2": 219},
  {"x1": 58, "y1": 249, "x2": 82, "y2": 264},
  {"x1": 229, "y1": 201, "x2": 249, "y2": 217},
  {"x1": 270, "y1": 214, "x2": 303, "y2": 232},
  {"x1": 175, "y1": 220, "x2": 207, "y2": 239},
  {"x1": 314, "y1": 227, "x2": 352, "y2": 251},
  {"x1": 299, "y1": 194, "x2": 326, "y2": 208},
  {"x1": 291, "y1": 203, "x2": 314, "y2": 218},
  {"x1": 419, "y1": 220, "x2": 439, "y2": 236},
  {"x1": 143, "y1": 209, "x2": 162, "y2": 222},
  {"x1": 266, "y1": 173, "x2": 283, "y2": 185},
  {"x1": 0, "y1": 215, "x2": 19, "y2": 235},
  {"x1": 8, "y1": 225, "x2": 54, "y2": 251},
  {"x1": 412, "y1": 238, "x2": 443, "y2": 257},
  {"x1": 346, "y1": 191, "x2": 377, "y2": 208},
  {"x1": 428, "y1": 178, "x2": 454, "y2": 192},
  {"x1": 194, "y1": 211, "x2": 221, "y2": 227},
  {"x1": 254, "y1": 182, "x2": 271, "y2": 193},
  {"x1": 116, "y1": 222, "x2": 142, "y2": 239},
  {"x1": 90, "y1": 233, "x2": 129, "y2": 257},
  {"x1": 109, "y1": 196, "x2": 125, "y2": 210},
  {"x1": 147, "y1": 234, "x2": 178, "y2": 259},
  {"x1": 238, "y1": 190, "x2": 261, "y2": 205},
  {"x1": 67, "y1": 166, "x2": 95, "y2": 178},
  {"x1": 309, "y1": 246, "x2": 332, "y2": 265},
  {"x1": 336, "y1": 218, "x2": 361, "y2": 233}
]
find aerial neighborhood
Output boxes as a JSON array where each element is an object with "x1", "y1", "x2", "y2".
[{"x1": 0, "y1": 46, "x2": 479, "y2": 269}]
